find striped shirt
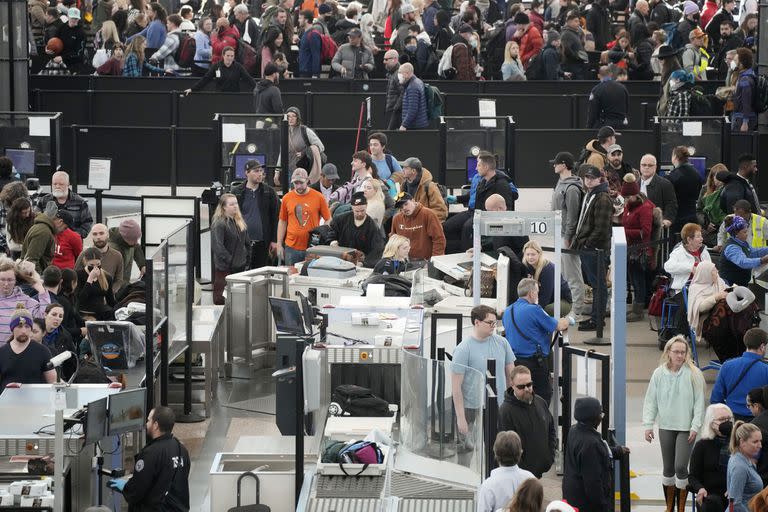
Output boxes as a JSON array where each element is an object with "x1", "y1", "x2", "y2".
[{"x1": 0, "y1": 288, "x2": 51, "y2": 346}]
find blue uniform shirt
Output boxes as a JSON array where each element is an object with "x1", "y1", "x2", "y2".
[{"x1": 501, "y1": 298, "x2": 558, "y2": 358}]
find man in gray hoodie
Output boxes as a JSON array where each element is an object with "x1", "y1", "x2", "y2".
[{"x1": 551, "y1": 152, "x2": 586, "y2": 317}]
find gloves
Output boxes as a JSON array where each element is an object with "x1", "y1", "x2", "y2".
[
  {"x1": 107, "y1": 478, "x2": 127, "y2": 492},
  {"x1": 446, "y1": 195, "x2": 457, "y2": 204}
]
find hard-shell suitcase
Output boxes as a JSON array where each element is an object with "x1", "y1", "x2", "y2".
[{"x1": 226, "y1": 471, "x2": 271, "y2": 512}]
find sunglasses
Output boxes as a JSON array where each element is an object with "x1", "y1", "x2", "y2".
[{"x1": 515, "y1": 382, "x2": 534, "y2": 390}]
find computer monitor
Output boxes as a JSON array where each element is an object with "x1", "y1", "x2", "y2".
[
  {"x1": 4, "y1": 148, "x2": 36, "y2": 176},
  {"x1": 233, "y1": 154, "x2": 266, "y2": 180},
  {"x1": 107, "y1": 388, "x2": 147, "y2": 436},
  {"x1": 84, "y1": 397, "x2": 108, "y2": 445},
  {"x1": 467, "y1": 156, "x2": 479, "y2": 181},
  {"x1": 269, "y1": 297, "x2": 306, "y2": 336},
  {"x1": 297, "y1": 291, "x2": 314, "y2": 335}
]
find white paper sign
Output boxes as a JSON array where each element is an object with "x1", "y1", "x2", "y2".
[
  {"x1": 88, "y1": 158, "x2": 111, "y2": 190},
  {"x1": 576, "y1": 355, "x2": 598, "y2": 397},
  {"x1": 479, "y1": 99, "x2": 497, "y2": 128},
  {"x1": 222, "y1": 123, "x2": 246, "y2": 143},
  {"x1": 682, "y1": 121, "x2": 702, "y2": 137},
  {"x1": 28, "y1": 116, "x2": 52, "y2": 137}
]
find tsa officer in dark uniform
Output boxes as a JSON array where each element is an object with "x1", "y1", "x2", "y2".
[{"x1": 108, "y1": 406, "x2": 191, "y2": 511}]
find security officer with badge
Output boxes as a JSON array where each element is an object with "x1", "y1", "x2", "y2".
[{"x1": 108, "y1": 406, "x2": 191, "y2": 512}]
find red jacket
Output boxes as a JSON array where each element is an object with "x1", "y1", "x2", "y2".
[
  {"x1": 529, "y1": 10, "x2": 545, "y2": 36},
  {"x1": 451, "y1": 41, "x2": 476, "y2": 80},
  {"x1": 514, "y1": 26, "x2": 543, "y2": 68},
  {"x1": 701, "y1": 0, "x2": 718, "y2": 30},
  {"x1": 53, "y1": 228, "x2": 83, "y2": 270},
  {"x1": 622, "y1": 197, "x2": 655, "y2": 258},
  {"x1": 211, "y1": 26, "x2": 240, "y2": 64}
]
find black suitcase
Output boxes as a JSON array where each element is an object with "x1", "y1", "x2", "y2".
[{"x1": 226, "y1": 471, "x2": 271, "y2": 512}]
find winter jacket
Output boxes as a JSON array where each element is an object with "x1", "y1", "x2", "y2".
[
  {"x1": 399, "y1": 75, "x2": 429, "y2": 129},
  {"x1": 584, "y1": 139, "x2": 609, "y2": 170},
  {"x1": 561, "y1": 25, "x2": 587, "y2": 68},
  {"x1": 331, "y1": 43, "x2": 375, "y2": 79},
  {"x1": 719, "y1": 237, "x2": 768, "y2": 286},
  {"x1": 498, "y1": 389, "x2": 556, "y2": 477},
  {"x1": 705, "y1": 9, "x2": 734, "y2": 53},
  {"x1": 552, "y1": 175, "x2": 584, "y2": 242},
  {"x1": 385, "y1": 63, "x2": 403, "y2": 113},
  {"x1": 627, "y1": 10, "x2": 648, "y2": 45},
  {"x1": 53, "y1": 227, "x2": 83, "y2": 270},
  {"x1": 233, "y1": 17, "x2": 260, "y2": 47},
  {"x1": 522, "y1": 260, "x2": 572, "y2": 307},
  {"x1": 192, "y1": 60, "x2": 256, "y2": 92},
  {"x1": 562, "y1": 422, "x2": 617, "y2": 512},
  {"x1": 450, "y1": 40, "x2": 476, "y2": 80},
  {"x1": 539, "y1": 43, "x2": 562, "y2": 80},
  {"x1": 629, "y1": 38, "x2": 654, "y2": 80},
  {"x1": 298, "y1": 29, "x2": 323, "y2": 77},
  {"x1": 390, "y1": 168, "x2": 447, "y2": 221},
  {"x1": 75, "y1": 269, "x2": 116, "y2": 317},
  {"x1": 712, "y1": 351, "x2": 768, "y2": 417},
  {"x1": 681, "y1": 43, "x2": 707, "y2": 81},
  {"x1": 21, "y1": 213, "x2": 56, "y2": 273},
  {"x1": 41, "y1": 327, "x2": 77, "y2": 380},
  {"x1": 587, "y1": 78, "x2": 629, "y2": 129},
  {"x1": 718, "y1": 171, "x2": 760, "y2": 215},
  {"x1": 514, "y1": 26, "x2": 543, "y2": 68},
  {"x1": 643, "y1": 174, "x2": 678, "y2": 224},
  {"x1": 572, "y1": 182, "x2": 613, "y2": 251},
  {"x1": 501, "y1": 58, "x2": 526, "y2": 80},
  {"x1": 390, "y1": 203, "x2": 446, "y2": 259},
  {"x1": 585, "y1": 2, "x2": 611, "y2": 50},
  {"x1": 211, "y1": 217, "x2": 250, "y2": 272},
  {"x1": 622, "y1": 196, "x2": 655, "y2": 258},
  {"x1": 329, "y1": 212, "x2": 386, "y2": 267},
  {"x1": 210, "y1": 26, "x2": 240, "y2": 65},
  {"x1": 642, "y1": 363, "x2": 705, "y2": 432},
  {"x1": 108, "y1": 227, "x2": 146, "y2": 283},
  {"x1": 126, "y1": 19, "x2": 166, "y2": 49},
  {"x1": 474, "y1": 171, "x2": 519, "y2": 211},
  {"x1": 733, "y1": 68, "x2": 757, "y2": 128},
  {"x1": 664, "y1": 242, "x2": 712, "y2": 290},
  {"x1": 230, "y1": 182, "x2": 280, "y2": 243},
  {"x1": 668, "y1": 162, "x2": 703, "y2": 226},
  {"x1": 688, "y1": 437, "x2": 729, "y2": 497},
  {"x1": 150, "y1": 29, "x2": 181, "y2": 71},
  {"x1": 252, "y1": 79, "x2": 284, "y2": 115},
  {"x1": 37, "y1": 190, "x2": 94, "y2": 238}
]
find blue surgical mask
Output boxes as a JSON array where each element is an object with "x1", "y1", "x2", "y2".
[
  {"x1": 470, "y1": 39, "x2": 478, "y2": 48},
  {"x1": 406, "y1": 45, "x2": 417, "y2": 51}
]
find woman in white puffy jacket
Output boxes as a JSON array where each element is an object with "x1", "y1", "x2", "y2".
[{"x1": 664, "y1": 222, "x2": 712, "y2": 291}]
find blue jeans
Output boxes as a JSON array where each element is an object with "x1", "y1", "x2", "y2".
[
  {"x1": 284, "y1": 246, "x2": 306, "y2": 266},
  {"x1": 581, "y1": 250, "x2": 608, "y2": 324}
]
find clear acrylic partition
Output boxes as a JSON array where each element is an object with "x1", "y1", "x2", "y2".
[
  {"x1": 217, "y1": 114, "x2": 283, "y2": 171},
  {"x1": 658, "y1": 117, "x2": 726, "y2": 166},
  {"x1": 444, "y1": 117, "x2": 507, "y2": 174},
  {"x1": 0, "y1": 112, "x2": 61, "y2": 169},
  {"x1": 166, "y1": 223, "x2": 191, "y2": 344},
  {"x1": 150, "y1": 242, "x2": 168, "y2": 332},
  {"x1": 398, "y1": 349, "x2": 484, "y2": 487}
]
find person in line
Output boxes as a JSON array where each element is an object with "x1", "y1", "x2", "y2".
[
  {"x1": 148, "y1": 14, "x2": 184, "y2": 71},
  {"x1": 501, "y1": 478, "x2": 544, "y2": 512},
  {"x1": 0, "y1": 261, "x2": 51, "y2": 345},
  {"x1": 210, "y1": 193, "x2": 250, "y2": 305},
  {"x1": 0, "y1": 306, "x2": 57, "y2": 391},
  {"x1": 277, "y1": 168, "x2": 331, "y2": 266},
  {"x1": 51, "y1": 211, "x2": 81, "y2": 271},
  {"x1": 698, "y1": 164, "x2": 727, "y2": 247},
  {"x1": 477, "y1": 430, "x2": 535, "y2": 512},
  {"x1": 126, "y1": 2, "x2": 167, "y2": 49},
  {"x1": 747, "y1": 386, "x2": 768, "y2": 483},
  {"x1": 452, "y1": 304, "x2": 515, "y2": 439},
  {"x1": 643, "y1": 336, "x2": 706, "y2": 511},
  {"x1": 361, "y1": 179, "x2": 387, "y2": 228},
  {"x1": 331, "y1": 28, "x2": 375, "y2": 79},
  {"x1": 520, "y1": 240, "x2": 572, "y2": 316},
  {"x1": 40, "y1": 303, "x2": 77, "y2": 381},
  {"x1": 21, "y1": 204, "x2": 57, "y2": 274},
  {"x1": 727, "y1": 422, "x2": 763, "y2": 512},
  {"x1": 373, "y1": 234, "x2": 410, "y2": 275},
  {"x1": 281, "y1": 107, "x2": 324, "y2": 184},
  {"x1": 37, "y1": 170, "x2": 93, "y2": 239},
  {"x1": 502, "y1": 278, "x2": 570, "y2": 404},
  {"x1": 563, "y1": 397, "x2": 630, "y2": 512},
  {"x1": 191, "y1": 17, "x2": 212, "y2": 76},
  {"x1": 230, "y1": 160, "x2": 280, "y2": 270},
  {"x1": 689, "y1": 403, "x2": 733, "y2": 512},
  {"x1": 732, "y1": 48, "x2": 757, "y2": 133},
  {"x1": 109, "y1": 219, "x2": 145, "y2": 283},
  {"x1": 75, "y1": 224, "x2": 125, "y2": 294},
  {"x1": 390, "y1": 157, "x2": 447, "y2": 221},
  {"x1": 329, "y1": 151, "x2": 379, "y2": 205},
  {"x1": 390, "y1": 192, "x2": 446, "y2": 260},
  {"x1": 184, "y1": 45, "x2": 256, "y2": 93},
  {"x1": 668, "y1": 146, "x2": 703, "y2": 234},
  {"x1": 122, "y1": 35, "x2": 167, "y2": 76},
  {"x1": 498, "y1": 365, "x2": 556, "y2": 478},
  {"x1": 310, "y1": 164, "x2": 340, "y2": 202},
  {"x1": 54, "y1": 8, "x2": 87, "y2": 72},
  {"x1": 718, "y1": 216, "x2": 768, "y2": 287},
  {"x1": 108, "y1": 407, "x2": 191, "y2": 510},
  {"x1": 621, "y1": 174, "x2": 655, "y2": 322},
  {"x1": 711, "y1": 328, "x2": 768, "y2": 421},
  {"x1": 686, "y1": 261, "x2": 728, "y2": 341},
  {"x1": 328, "y1": 192, "x2": 386, "y2": 268},
  {"x1": 716, "y1": 200, "x2": 768, "y2": 252},
  {"x1": 252, "y1": 63, "x2": 284, "y2": 115},
  {"x1": 383, "y1": 50, "x2": 403, "y2": 130},
  {"x1": 398, "y1": 62, "x2": 429, "y2": 131},
  {"x1": 587, "y1": 65, "x2": 629, "y2": 130},
  {"x1": 368, "y1": 132, "x2": 402, "y2": 182},
  {"x1": 582, "y1": 126, "x2": 617, "y2": 170},
  {"x1": 718, "y1": 154, "x2": 760, "y2": 215},
  {"x1": 501, "y1": 40, "x2": 525, "y2": 81},
  {"x1": 664, "y1": 222, "x2": 711, "y2": 292},
  {"x1": 5, "y1": 197, "x2": 34, "y2": 260},
  {"x1": 76, "y1": 247, "x2": 117, "y2": 320}
]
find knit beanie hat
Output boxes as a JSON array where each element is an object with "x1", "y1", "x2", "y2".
[
  {"x1": 574, "y1": 397, "x2": 602, "y2": 422},
  {"x1": 726, "y1": 215, "x2": 748, "y2": 235},
  {"x1": 118, "y1": 219, "x2": 141, "y2": 245},
  {"x1": 513, "y1": 11, "x2": 530, "y2": 24},
  {"x1": 10, "y1": 304, "x2": 33, "y2": 331},
  {"x1": 620, "y1": 173, "x2": 640, "y2": 197}
]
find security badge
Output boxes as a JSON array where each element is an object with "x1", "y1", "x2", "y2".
[{"x1": 135, "y1": 459, "x2": 144, "y2": 472}]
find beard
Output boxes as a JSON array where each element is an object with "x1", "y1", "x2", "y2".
[
  {"x1": 15, "y1": 333, "x2": 29, "y2": 344},
  {"x1": 52, "y1": 189, "x2": 68, "y2": 199},
  {"x1": 93, "y1": 239, "x2": 107, "y2": 249}
]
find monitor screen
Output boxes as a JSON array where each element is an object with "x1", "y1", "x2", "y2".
[
  {"x1": 107, "y1": 388, "x2": 146, "y2": 436},
  {"x1": 467, "y1": 157, "x2": 478, "y2": 181},
  {"x1": 5, "y1": 148, "x2": 36, "y2": 176},
  {"x1": 233, "y1": 154, "x2": 266, "y2": 180},
  {"x1": 297, "y1": 291, "x2": 314, "y2": 335},
  {"x1": 269, "y1": 297, "x2": 306, "y2": 336},
  {"x1": 84, "y1": 397, "x2": 108, "y2": 445}
]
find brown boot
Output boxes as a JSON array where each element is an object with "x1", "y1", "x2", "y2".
[
  {"x1": 677, "y1": 488, "x2": 688, "y2": 512},
  {"x1": 663, "y1": 485, "x2": 676, "y2": 512}
]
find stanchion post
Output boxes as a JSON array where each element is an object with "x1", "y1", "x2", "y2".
[
  {"x1": 280, "y1": 115, "x2": 290, "y2": 193},
  {"x1": 484, "y1": 358, "x2": 497, "y2": 479},
  {"x1": 95, "y1": 189, "x2": 103, "y2": 223},
  {"x1": 294, "y1": 339, "x2": 305, "y2": 508},
  {"x1": 177, "y1": 223, "x2": 204, "y2": 423},
  {"x1": 438, "y1": 117, "x2": 447, "y2": 186}
]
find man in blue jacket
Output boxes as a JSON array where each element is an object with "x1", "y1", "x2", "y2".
[
  {"x1": 298, "y1": 17, "x2": 323, "y2": 77},
  {"x1": 398, "y1": 63, "x2": 429, "y2": 130},
  {"x1": 711, "y1": 328, "x2": 768, "y2": 421}
]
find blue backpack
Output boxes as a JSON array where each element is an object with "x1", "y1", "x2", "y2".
[{"x1": 662, "y1": 22, "x2": 683, "y2": 50}]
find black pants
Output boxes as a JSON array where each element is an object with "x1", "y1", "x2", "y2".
[
  {"x1": 699, "y1": 494, "x2": 727, "y2": 512},
  {"x1": 249, "y1": 240, "x2": 269, "y2": 270},
  {"x1": 386, "y1": 109, "x2": 402, "y2": 130},
  {"x1": 443, "y1": 210, "x2": 474, "y2": 253},
  {"x1": 515, "y1": 356, "x2": 552, "y2": 406}
]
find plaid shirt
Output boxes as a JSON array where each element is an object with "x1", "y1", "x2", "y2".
[
  {"x1": 38, "y1": 60, "x2": 69, "y2": 75},
  {"x1": 667, "y1": 89, "x2": 691, "y2": 117},
  {"x1": 122, "y1": 54, "x2": 165, "y2": 77}
]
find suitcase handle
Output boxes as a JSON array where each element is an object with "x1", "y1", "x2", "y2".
[{"x1": 236, "y1": 471, "x2": 261, "y2": 507}]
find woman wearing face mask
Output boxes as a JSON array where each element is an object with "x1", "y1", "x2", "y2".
[
  {"x1": 41, "y1": 303, "x2": 77, "y2": 380},
  {"x1": 621, "y1": 174, "x2": 655, "y2": 322},
  {"x1": 688, "y1": 404, "x2": 733, "y2": 512},
  {"x1": 501, "y1": 40, "x2": 525, "y2": 80},
  {"x1": 727, "y1": 422, "x2": 763, "y2": 512},
  {"x1": 731, "y1": 47, "x2": 758, "y2": 133},
  {"x1": 521, "y1": 240, "x2": 571, "y2": 316},
  {"x1": 643, "y1": 336, "x2": 706, "y2": 512}
]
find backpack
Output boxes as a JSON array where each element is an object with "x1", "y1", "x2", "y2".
[
  {"x1": 524, "y1": 50, "x2": 545, "y2": 80},
  {"x1": 437, "y1": 43, "x2": 456, "y2": 78},
  {"x1": 689, "y1": 86, "x2": 712, "y2": 116},
  {"x1": 753, "y1": 73, "x2": 768, "y2": 113},
  {"x1": 318, "y1": 32, "x2": 338, "y2": 63},
  {"x1": 662, "y1": 22, "x2": 682, "y2": 50},
  {"x1": 384, "y1": 154, "x2": 397, "y2": 176},
  {"x1": 321, "y1": 440, "x2": 348, "y2": 463},
  {"x1": 236, "y1": 39, "x2": 259, "y2": 75},
  {"x1": 339, "y1": 441, "x2": 384, "y2": 465},
  {"x1": 424, "y1": 84, "x2": 444, "y2": 120},
  {"x1": 331, "y1": 384, "x2": 390, "y2": 416},
  {"x1": 174, "y1": 32, "x2": 196, "y2": 68}
]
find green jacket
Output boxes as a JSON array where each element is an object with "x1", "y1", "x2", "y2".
[
  {"x1": 108, "y1": 227, "x2": 146, "y2": 283},
  {"x1": 21, "y1": 213, "x2": 56, "y2": 273}
]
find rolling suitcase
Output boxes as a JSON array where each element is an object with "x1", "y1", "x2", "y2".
[{"x1": 227, "y1": 471, "x2": 271, "y2": 512}]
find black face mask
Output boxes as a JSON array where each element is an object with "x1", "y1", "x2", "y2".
[
  {"x1": 691, "y1": 13, "x2": 700, "y2": 22},
  {"x1": 718, "y1": 420, "x2": 733, "y2": 438}
]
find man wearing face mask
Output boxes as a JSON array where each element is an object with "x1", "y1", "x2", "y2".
[
  {"x1": 384, "y1": 50, "x2": 403, "y2": 130},
  {"x1": 678, "y1": 1, "x2": 701, "y2": 48},
  {"x1": 402, "y1": 35, "x2": 434, "y2": 77},
  {"x1": 398, "y1": 63, "x2": 429, "y2": 130}
]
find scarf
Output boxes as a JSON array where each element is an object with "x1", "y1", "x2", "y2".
[{"x1": 687, "y1": 261, "x2": 726, "y2": 336}]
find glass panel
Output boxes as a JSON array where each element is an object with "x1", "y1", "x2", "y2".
[
  {"x1": 150, "y1": 243, "x2": 167, "y2": 331},
  {"x1": 658, "y1": 117, "x2": 725, "y2": 167},
  {"x1": 398, "y1": 349, "x2": 484, "y2": 486},
  {"x1": 166, "y1": 223, "x2": 190, "y2": 344},
  {"x1": 444, "y1": 117, "x2": 507, "y2": 177}
]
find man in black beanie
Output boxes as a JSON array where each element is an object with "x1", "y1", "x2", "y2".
[
  {"x1": 328, "y1": 192, "x2": 386, "y2": 267},
  {"x1": 563, "y1": 397, "x2": 629, "y2": 512}
]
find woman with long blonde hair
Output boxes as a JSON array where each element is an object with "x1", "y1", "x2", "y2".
[
  {"x1": 211, "y1": 193, "x2": 249, "y2": 305},
  {"x1": 362, "y1": 179, "x2": 386, "y2": 227},
  {"x1": 727, "y1": 421, "x2": 762, "y2": 512},
  {"x1": 373, "y1": 235, "x2": 410, "y2": 275},
  {"x1": 642, "y1": 335, "x2": 706, "y2": 512},
  {"x1": 521, "y1": 240, "x2": 571, "y2": 316},
  {"x1": 697, "y1": 164, "x2": 727, "y2": 247}
]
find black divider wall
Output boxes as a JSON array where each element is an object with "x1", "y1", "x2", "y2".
[
  {"x1": 313, "y1": 128, "x2": 364, "y2": 181},
  {"x1": 176, "y1": 128, "x2": 218, "y2": 185},
  {"x1": 377, "y1": 130, "x2": 440, "y2": 174},
  {"x1": 574, "y1": 94, "x2": 658, "y2": 130},
  {"x1": 178, "y1": 93, "x2": 305, "y2": 127},
  {"x1": 493, "y1": 95, "x2": 574, "y2": 129},
  {"x1": 91, "y1": 91, "x2": 174, "y2": 127},
  {"x1": 36, "y1": 90, "x2": 90, "y2": 125},
  {"x1": 309, "y1": 93, "x2": 387, "y2": 128}
]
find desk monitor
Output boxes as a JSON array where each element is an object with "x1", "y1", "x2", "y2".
[
  {"x1": 234, "y1": 154, "x2": 266, "y2": 180},
  {"x1": 296, "y1": 291, "x2": 314, "y2": 335},
  {"x1": 84, "y1": 397, "x2": 108, "y2": 445},
  {"x1": 269, "y1": 297, "x2": 306, "y2": 336},
  {"x1": 4, "y1": 148, "x2": 36, "y2": 176},
  {"x1": 107, "y1": 388, "x2": 146, "y2": 436}
]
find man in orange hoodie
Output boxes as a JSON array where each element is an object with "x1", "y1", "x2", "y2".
[{"x1": 390, "y1": 192, "x2": 446, "y2": 260}]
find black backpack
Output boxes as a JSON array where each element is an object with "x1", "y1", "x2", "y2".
[
  {"x1": 524, "y1": 50, "x2": 545, "y2": 80},
  {"x1": 689, "y1": 87, "x2": 712, "y2": 116},
  {"x1": 331, "y1": 385, "x2": 391, "y2": 416}
]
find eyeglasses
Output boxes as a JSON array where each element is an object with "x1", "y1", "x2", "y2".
[
  {"x1": 481, "y1": 320, "x2": 497, "y2": 327},
  {"x1": 515, "y1": 382, "x2": 534, "y2": 390},
  {"x1": 714, "y1": 416, "x2": 733, "y2": 422}
]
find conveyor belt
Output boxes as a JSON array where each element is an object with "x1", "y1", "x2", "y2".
[
  {"x1": 399, "y1": 499, "x2": 475, "y2": 512},
  {"x1": 390, "y1": 473, "x2": 476, "y2": 500},
  {"x1": 307, "y1": 498, "x2": 382, "y2": 511},
  {"x1": 315, "y1": 475, "x2": 385, "y2": 498}
]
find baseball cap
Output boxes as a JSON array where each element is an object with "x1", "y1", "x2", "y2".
[
  {"x1": 245, "y1": 159, "x2": 263, "y2": 171},
  {"x1": 550, "y1": 152, "x2": 575, "y2": 169},
  {"x1": 607, "y1": 143, "x2": 623, "y2": 154},
  {"x1": 348, "y1": 27, "x2": 363, "y2": 38},
  {"x1": 597, "y1": 125, "x2": 620, "y2": 140},
  {"x1": 321, "y1": 163, "x2": 340, "y2": 180},
  {"x1": 291, "y1": 168, "x2": 309, "y2": 183},
  {"x1": 350, "y1": 191, "x2": 367, "y2": 206},
  {"x1": 394, "y1": 191, "x2": 414, "y2": 208},
  {"x1": 319, "y1": 3, "x2": 332, "y2": 14},
  {"x1": 67, "y1": 7, "x2": 80, "y2": 19},
  {"x1": 401, "y1": 3, "x2": 416, "y2": 15},
  {"x1": 580, "y1": 165, "x2": 602, "y2": 179},
  {"x1": 55, "y1": 209, "x2": 74, "y2": 227}
]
